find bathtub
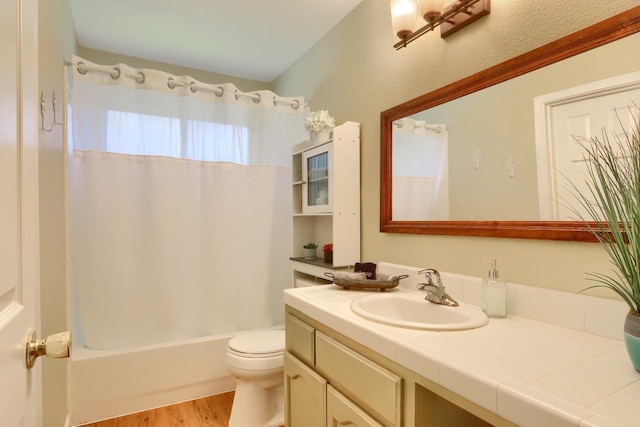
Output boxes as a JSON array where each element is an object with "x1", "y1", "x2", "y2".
[{"x1": 68, "y1": 326, "x2": 280, "y2": 426}]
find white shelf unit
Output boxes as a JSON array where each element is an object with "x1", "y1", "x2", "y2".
[{"x1": 291, "y1": 121, "x2": 361, "y2": 286}]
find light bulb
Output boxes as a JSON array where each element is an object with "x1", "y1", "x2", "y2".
[{"x1": 390, "y1": 0, "x2": 418, "y2": 39}]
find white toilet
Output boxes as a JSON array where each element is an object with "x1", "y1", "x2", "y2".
[{"x1": 225, "y1": 329, "x2": 286, "y2": 427}]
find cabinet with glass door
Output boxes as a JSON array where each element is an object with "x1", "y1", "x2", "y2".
[{"x1": 290, "y1": 121, "x2": 360, "y2": 287}]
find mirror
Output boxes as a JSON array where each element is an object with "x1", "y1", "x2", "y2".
[{"x1": 381, "y1": 7, "x2": 640, "y2": 241}]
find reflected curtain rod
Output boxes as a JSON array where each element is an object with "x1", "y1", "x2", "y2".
[{"x1": 66, "y1": 60, "x2": 305, "y2": 110}]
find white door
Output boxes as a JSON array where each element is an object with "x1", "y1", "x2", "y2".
[
  {"x1": 534, "y1": 72, "x2": 640, "y2": 220},
  {"x1": 0, "y1": 0, "x2": 40, "y2": 425},
  {"x1": 552, "y1": 92, "x2": 640, "y2": 221}
]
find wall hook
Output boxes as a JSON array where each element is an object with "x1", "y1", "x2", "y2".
[
  {"x1": 40, "y1": 90, "x2": 65, "y2": 132},
  {"x1": 473, "y1": 149, "x2": 483, "y2": 169},
  {"x1": 506, "y1": 156, "x2": 518, "y2": 177}
]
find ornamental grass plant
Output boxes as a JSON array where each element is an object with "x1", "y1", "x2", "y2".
[{"x1": 567, "y1": 104, "x2": 640, "y2": 313}]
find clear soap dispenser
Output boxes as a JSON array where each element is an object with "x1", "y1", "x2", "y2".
[{"x1": 481, "y1": 259, "x2": 507, "y2": 318}]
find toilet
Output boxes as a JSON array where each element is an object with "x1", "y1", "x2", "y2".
[{"x1": 225, "y1": 329, "x2": 286, "y2": 427}]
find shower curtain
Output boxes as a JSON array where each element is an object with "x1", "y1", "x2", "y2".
[
  {"x1": 392, "y1": 118, "x2": 450, "y2": 220},
  {"x1": 68, "y1": 56, "x2": 306, "y2": 350}
]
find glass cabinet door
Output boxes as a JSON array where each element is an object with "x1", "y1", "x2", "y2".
[{"x1": 302, "y1": 143, "x2": 333, "y2": 213}]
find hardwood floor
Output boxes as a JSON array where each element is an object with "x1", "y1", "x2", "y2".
[{"x1": 81, "y1": 392, "x2": 235, "y2": 427}]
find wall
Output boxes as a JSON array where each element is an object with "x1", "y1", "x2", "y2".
[
  {"x1": 37, "y1": 1, "x2": 76, "y2": 425},
  {"x1": 273, "y1": 0, "x2": 640, "y2": 296}
]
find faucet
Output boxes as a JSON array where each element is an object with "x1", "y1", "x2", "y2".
[{"x1": 416, "y1": 268, "x2": 459, "y2": 307}]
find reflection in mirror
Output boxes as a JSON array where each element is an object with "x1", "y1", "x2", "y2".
[
  {"x1": 381, "y1": 7, "x2": 640, "y2": 241},
  {"x1": 392, "y1": 118, "x2": 449, "y2": 220}
]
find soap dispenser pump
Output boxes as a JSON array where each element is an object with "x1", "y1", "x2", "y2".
[{"x1": 481, "y1": 259, "x2": 507, "y2": 318}]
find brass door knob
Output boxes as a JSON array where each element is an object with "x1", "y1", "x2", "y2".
[{"x1": 25, "y1": 330, "x2": 71, "y2": 369}]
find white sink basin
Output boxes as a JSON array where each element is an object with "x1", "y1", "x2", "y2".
[{"x1": 350, "y1": 290, "x2": 489, "y2": 331}]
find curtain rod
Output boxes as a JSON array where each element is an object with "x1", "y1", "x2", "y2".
[{"x1": 67, "y1": 60, "x2": 304, "y2": 110}]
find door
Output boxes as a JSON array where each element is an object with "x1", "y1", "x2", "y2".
[
  {"x1": 284, "y1": 352, "x2": 327, "y2": 427},
  {"x1": 551, "y1": 91, "x2": 640, "y2": 221},
  {"x1": 534, "y1": 72, "x2": 640, "y2": 220},
  {"x1": 327, "y1": 386, "x2": 384, "y2": 427},
  {"x1": 0, "y1": 0, "x2": 39, "y2": 425}
]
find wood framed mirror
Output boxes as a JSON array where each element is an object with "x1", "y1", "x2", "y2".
[{"x1": 380, "y1": 7, "x2": 640, "y2": 241}]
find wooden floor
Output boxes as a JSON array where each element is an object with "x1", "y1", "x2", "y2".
[{"x1": 81, "y1": 392, "x2": 236, "y2": 427}]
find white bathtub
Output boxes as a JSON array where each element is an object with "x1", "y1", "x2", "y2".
[{"x1": 68, "y1": 326, "x2": 280, "y2": 426}]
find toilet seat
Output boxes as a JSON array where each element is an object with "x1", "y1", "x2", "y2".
[{"x1": 228, "y1": 330, "x2": 285, "y2": 358}]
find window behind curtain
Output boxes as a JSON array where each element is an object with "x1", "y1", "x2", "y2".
[{"x1": 106, "y1": 110, "x2": 249, "y2": 164}]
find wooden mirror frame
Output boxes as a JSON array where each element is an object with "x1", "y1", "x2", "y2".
[{"x1": 380, "y1": 7, "x2": 640, "y2": 242}]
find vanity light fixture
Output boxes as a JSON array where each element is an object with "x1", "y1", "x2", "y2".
[{"x1": 391, "y1": 0, "x2": 490, "y2": 49}]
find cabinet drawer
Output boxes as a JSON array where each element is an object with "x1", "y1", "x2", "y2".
[
  {"x1": 327, "y1": 385, "x2": 384, "y2": 427},
  {"x1": 315, "y1": 332, "x2": 402, "y2": 426},
  {"x1": 285, "y1": 313, "x2": 315, "y2": 365}
]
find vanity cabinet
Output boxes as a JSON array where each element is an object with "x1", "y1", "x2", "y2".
[
  {"x1": 290, "y1": 121, "x2": 360, "y2": 286},
  {"x1": 285, "y1": 305, "x2": 515, "y2": 427},
  {"x1": 285, "y1": 311, "x2": 401, "y2": 427}
]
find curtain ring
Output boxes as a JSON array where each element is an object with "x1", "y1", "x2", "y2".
[
  {"x1": 77, "y1": 62, "x2": 87, "y2": 75},
  {"x1": 111, "y1": 67, "x2": 121, "y2": 80},
  {"x1": 189, "y1": 82, "x2": 198, "y2": 93},
  {"x1": 252, "y1": 93, "x2": 261, "y2": 104},
  {"x1": 167, "y1": 77, "x2": 176, "y2": 89},
  {"x1": 216, "y1": 86, "x2": 224, "y2": 97},
  {"x1": 291, "y1": 100, "x2": 300, "y2": 110},
  {"x1": 136, "y1": 72, "x2": 145, "y2": 84},
  {"x1": 234, "y1": 90, "x2": 240, "y2": 101}
]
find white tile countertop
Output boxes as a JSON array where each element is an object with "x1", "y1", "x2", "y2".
[{"x1": 283, "y1": 262, "x2": 640, "y2": 427}]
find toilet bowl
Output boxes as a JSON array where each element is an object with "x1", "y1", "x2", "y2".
[{"x1": 225, "y1": 330, "x2": 285, "y2": 427}]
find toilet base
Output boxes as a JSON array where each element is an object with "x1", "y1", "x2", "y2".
[{"x1": 229, "y1": 377, "x2": 284, "y2": 427}]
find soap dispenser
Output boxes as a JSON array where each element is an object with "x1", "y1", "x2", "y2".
[{"x1": 481, "y1": 259, "x2": 507, "y2": 318}]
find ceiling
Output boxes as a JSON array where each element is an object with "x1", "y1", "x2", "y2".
[{"x1": 68, "y1": 0, "x2": 364, "y2": 83}]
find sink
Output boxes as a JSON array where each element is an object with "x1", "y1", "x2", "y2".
[{"x1": 350, "y1": 290, "x2": 489, "y2": 331}]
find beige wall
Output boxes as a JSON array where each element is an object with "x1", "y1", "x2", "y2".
[{"x1": 273, "y1": 0, "x2": 640, "y2": 295}]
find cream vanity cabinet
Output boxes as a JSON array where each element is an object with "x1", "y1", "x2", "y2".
[
  {"x1": 285, "y1": 311, "x2": 401, "y2": 427},
  {"x1": 290, "y1": 121, "x2": 361, "y2": 287},
  {"x1": 285, "y1": 306, "x2": 517, "y2": 427}
]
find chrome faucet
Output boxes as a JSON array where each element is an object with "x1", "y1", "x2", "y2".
[{"x1": 417, "y1": 268, "x2": 459, "y2": 307}]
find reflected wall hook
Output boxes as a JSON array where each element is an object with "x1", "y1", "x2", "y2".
[
  {"x1": 506, "y1": 155, "x2": 518, "y2": 177},
  {"x1": 473, "y1": 149, "x2": 483, "y2": 169},
  {"x1": 40, "y1": 89, "x2": 65, "y2": 132}
]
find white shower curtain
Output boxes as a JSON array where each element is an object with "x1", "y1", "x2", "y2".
[
  {"x1": 68, "y1": 57, "x2": 306, "y2": 350},
  {"x1": 392, "y1": 118, "x2": 450, "y2": 220}
]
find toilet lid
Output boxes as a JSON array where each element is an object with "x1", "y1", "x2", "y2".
[{"x1": 228, "y1": 330, "x2": 285, "y2": 356}]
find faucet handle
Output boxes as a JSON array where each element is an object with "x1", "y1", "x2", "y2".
[{"x1": 418, "y1": 268, "x2": 440, "y2": 285}]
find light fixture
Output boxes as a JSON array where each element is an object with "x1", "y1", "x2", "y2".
[{"x1": 391, "y1": 0, "x2": 490, "y2": 49}]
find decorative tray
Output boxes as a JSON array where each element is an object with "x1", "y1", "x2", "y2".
[{"x1": 324, "y1": 272, "x2": 409, "y2": 291}]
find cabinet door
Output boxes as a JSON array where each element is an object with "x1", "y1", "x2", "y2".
[
  {"x1": 327, "y1": 385, "x2": 385, "y2": 427},
  {"x1": 302, "y1": 143, "x2": 333, "y2": 213},
  {"x1": 284, "y1": 351, "x2": 326, "y2": 427}
]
